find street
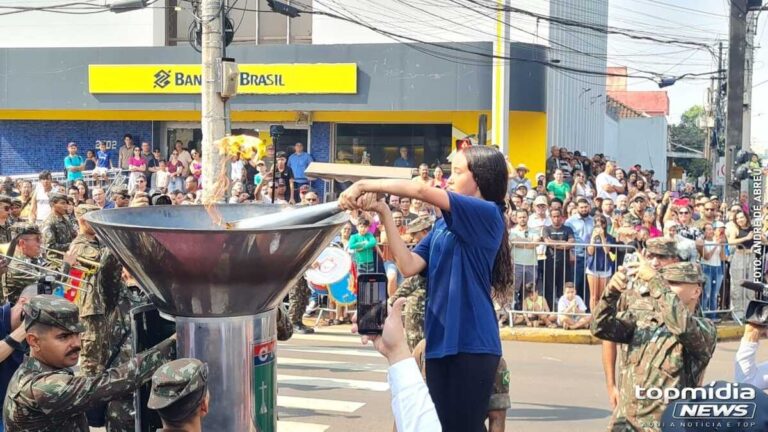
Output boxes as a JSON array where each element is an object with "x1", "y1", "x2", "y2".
[{"x1": 275, "y1": 326, "x2": 768, "y2": 432}]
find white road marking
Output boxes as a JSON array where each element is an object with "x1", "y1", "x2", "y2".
[
  {"x1": 278, "y1": 374, "x2": 389, "y2": 392},
  {"x1": 278, "y1": 356, "x2": 388, "y2": 373},
  {"x1": 277, "y1": 395, "x2": 365, "y2": 413},
  {"x1": 288, "y1": 333, "x2": 361, "y2": 343},
  {"x1": 277, "y1": 420, "x2": 329, "y2": 432},
  {"x1": 279, "y1": 346, "x2": 381, "y2": 358}
]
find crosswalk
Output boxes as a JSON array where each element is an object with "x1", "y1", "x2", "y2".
[{"x1": 276, "y1": 327, "x2": 392, "y2": 432}]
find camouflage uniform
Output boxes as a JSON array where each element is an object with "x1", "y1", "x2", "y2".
[
  {"x1": 287, "y1": 276, "x2": 311, "y2": 326},
  {"x1": 591, "y1": 262, "x2": 716, "y2": 431},
  {"x1": 0, "y1": 195, "x2": 12, "y2": 243},
  {"x1": 2, "y1": 224, "x2": 53, "y2": 304},
  {"x1": 390, "y1": 275, "x2": 427, "y2": 351},
  {"x1": 277, "y1": 303, "x2": 293, "y2": 341},
  {"x1": 623, "y1": 210, "x2": 643, "y2": 228},
  {"x1": 147, "y1": 358, "x2": 208, "y2": 429},
  {"x1": 41, "y1": 194, "x2": 76, "y2": 262},
  {"x1": 3, "y1": 295, "x2": 175, "y2": 432},
  {"x1": 69, "y1": 204, "x2": 137, "y2": 432}
]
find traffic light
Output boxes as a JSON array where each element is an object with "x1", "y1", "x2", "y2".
[
  {"x1": 732, "y1": 149, "x2": 756, "y2": 185},
  {"x1": 267, "y1": 0, "x2": 301, "y2": 18}
]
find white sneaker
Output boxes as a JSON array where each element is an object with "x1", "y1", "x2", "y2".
[{"x1": 304, "y1": 300, "x2": 318, "y2": 317}]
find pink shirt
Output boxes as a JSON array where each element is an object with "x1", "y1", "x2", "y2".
[{"x1": 129, "y1": 156, "x2": 146, "y2": 169}]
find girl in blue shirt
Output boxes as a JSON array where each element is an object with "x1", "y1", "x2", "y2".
[{"x1": 340, "y1": 146, "x2": 513, "y2": 432}]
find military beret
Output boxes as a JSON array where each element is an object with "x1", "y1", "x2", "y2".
[
  {"x1": 659, "y1": 262, "x2": 706, "y2": 284},
  {"x1": 23, "y1": 295, "x2": 85, "y2": 333},
  {"x1": 74, "y1": 204, "x2": 100, "y2": 218},
  {"x1": 645, "y1": 238, "x2": 678, "y2": 258},
  {"x1": 0, "y1": 195, "x2": 11, "y2": 206},
  {"x1": 48, "y1": 193, "x2": 68, "y2": 203},
  {"x1": 407, "y1": 215, "x2": 433, "y2": 234},
  {"x1": 148, "y1": 358, "x2": 208, "y2": 410}
]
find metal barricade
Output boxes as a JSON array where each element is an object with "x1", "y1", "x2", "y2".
[{"x1": 506, "y1": 239, "x2": 638, "y2": 328}]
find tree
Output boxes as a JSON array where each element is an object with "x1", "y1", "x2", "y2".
[{"x1": 669, "y1": 105, "x2": 709, "y2": 179}]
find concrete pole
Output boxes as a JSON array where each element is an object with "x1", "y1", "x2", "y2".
[
  {"x1": 201, "y1": 0, "x2": 226, "y2": 202},
  {"x1": 724, "y1": 0, "x2": 748, "y2": 205},
  {"x1": 491, "y1": 0, "x2": 510, "y2": 153}
]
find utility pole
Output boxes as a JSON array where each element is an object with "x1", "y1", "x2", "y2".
[
  {"x1": 724, "y1": 0, "x2": 748, "y2": 205},
  {"x1": 200, "y1": 0, "x2": 227, "y2": 202},
  {"x1": 491, "y1": 0, "x2": 510, "y2": 153},
  {"x1": 742, "y1": 11, "x2": 758, "y2": 153}
]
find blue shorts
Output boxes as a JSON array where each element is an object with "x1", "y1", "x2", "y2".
[{"x1": 384, "y1": 261, "x2": 404, "y2": 285}]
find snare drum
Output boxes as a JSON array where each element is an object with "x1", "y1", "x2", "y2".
[{"x1": 305, "y1": 247, "x2": 352, "y2": 295}]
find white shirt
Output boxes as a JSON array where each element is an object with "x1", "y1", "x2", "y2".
[
  {"x1": 230, "y1": 160, "x2": 245, "y2": 181},
  {"x1": 557, "y1": 295, "x2": 587, "y2": 323},
  {"x1": 700, "y1": 240, "x2": 722, "y2": 266},
  {"x1": 389, "y1": 358, "x2": 441, "y2": 432},
  {"x1": 596, "y1": 172, "x2": 622, "y2": 200},
  {"x1": 34, "y1": 183, "x2": 51, "y2": 222},
  {"x1": 735, "y1": 340, "x2": 768, "y2": 390},
  {"x1": 529, "y1": 214, "x2": 552, "y2": 259}
]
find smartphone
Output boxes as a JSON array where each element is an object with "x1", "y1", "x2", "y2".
[{"x1": 357, "y1": 273, "x2": 389, "y2": 335}]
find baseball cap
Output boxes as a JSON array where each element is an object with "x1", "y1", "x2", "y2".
[
  {"x1": 533, "y1": 195, "x2": 548, "y2": 207},
  {"x1": 23, "y1": 295, "x2": 85, "y2": 333},
  {"x1": 147, "y1": 358, "x2": 208, "y2": 410}
]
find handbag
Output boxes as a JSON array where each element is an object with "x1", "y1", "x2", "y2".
[{"x1": 85, "y1": 328, "x2": 131, "y2": 427}]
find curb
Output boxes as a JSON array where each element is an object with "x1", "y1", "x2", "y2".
[{"x1": 499, "y1": 324, "x2": 745, "y2": 345}]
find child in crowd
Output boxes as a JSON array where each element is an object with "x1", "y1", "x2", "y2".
[
  {"x1": 154, "y1": 160, "x2": 170, "y2": 193},
  {"x1": 557, "y1": 282, "x2": 592, "y2": 330},
  {"x1": 348, "y1": 218, "x2": 377, "y2": 273},
  {"x1": 522, "y1": 283, "x2": 557, "y2": 328}
]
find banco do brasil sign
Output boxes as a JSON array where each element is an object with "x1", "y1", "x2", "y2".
[{"x1": 88, "y1": 64, "x2": 357, "y2": 95}]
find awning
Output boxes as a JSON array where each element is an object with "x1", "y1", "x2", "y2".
[{"x1": 305, "y1": 162, "x2": 414, "y2": 183}]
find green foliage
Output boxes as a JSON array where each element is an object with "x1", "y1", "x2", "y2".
[{"x1": 669, "y1": 105, "x2": 709, "y2": 178}]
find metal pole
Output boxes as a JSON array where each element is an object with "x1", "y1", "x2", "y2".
[
  {"x1": 724, "y1": 0, "x2": 748, "y2": 205},
  {"x1": 201, "y1": 0, "x2": 226, "y2": 203}
]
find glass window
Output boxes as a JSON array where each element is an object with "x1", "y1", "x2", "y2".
[{"x1": 335, "y1": 124, "x2": 452, "y2": 168}]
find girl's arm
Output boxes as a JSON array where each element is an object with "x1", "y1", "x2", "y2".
[
  {"x1": 341, "y1": 179, "x2": 450, "y2": 212},
  {"x1": 362, "y1": 200, "x2": 427, "y2": 278}
]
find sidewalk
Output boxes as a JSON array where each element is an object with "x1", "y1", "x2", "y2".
[{"x1": 499, "y1": 323, "x2": 745, "y2": 344}]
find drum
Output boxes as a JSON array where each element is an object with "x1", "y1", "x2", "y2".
[
  {"x1": 307, "y1": 280, "x2": 328, "y2": 294},
  {"x1": 305, "y1": 247, "x2": 352, "y2": 287},
  {"x1": 329, "y1": 261, "x2": 358, "y2": 306}
]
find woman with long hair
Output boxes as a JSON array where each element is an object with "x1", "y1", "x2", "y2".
[
  {"x1": 585, "y1": 214, "x2": 615, "y2": 313},
  {"x1": 642, "y1": 209, "x2": 662, "y2": 238},
  {"x1": 341, "y1": 146, "x2": 512, "y2": 432},
  {"x1": 430, "y1": 166, "x2": 448, "y2": 189},
  {"x1": 728, "y1": 210, "x2": 755, "y2": 317},
  {"x1": 570, "y1": 169, "x2": 594, "y2": 204},
  {"x1": 127, "y1": 146, "x2": 147, "y2": 194}
]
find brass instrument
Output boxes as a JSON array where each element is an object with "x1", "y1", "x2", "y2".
[
  {"x1": 0, "y1": 242, "x2": 8, "y2": 255},
  {"x1": 40, "y1": 246, "x2": 101, "y2": 270},
  {"x1": 105, "y1": 170, "x2": 127, "y2": 197},
  {"x1": 0, "y1": 252, "x2": 91, "y2": 293}
]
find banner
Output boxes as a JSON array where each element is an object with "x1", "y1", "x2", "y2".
[{"x1": 89, "y1": 63, "x2": 357, "y2": 95}]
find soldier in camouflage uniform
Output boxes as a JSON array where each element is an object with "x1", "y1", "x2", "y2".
[
  {"x1": 147, "y1": 358, "x2": 209, "y2": 431},
  {"x1": 406, "y1": 339, "x2": 510, "y2": 432},
  {"x1": 591, "y1": 261, "x2": 717, "y2": 431},
  {"x1": 0, "y1": 195, "x2": 13, "y2": 244},
  {"x1": 388, "y1": 216, "x2": 433, "y2": 351},
  {"x1": 623, "y1": 193, "x2": 646, "y2": 228},
  {"x1": 277, "y1": 303, "x2": 293, "y2": 341},
  {"x1": 41, "y1": 193, "x2": 76, "y2": 262},
  {"x1": 3, "y1": 295, "x2": 176, "y2": 431},
  {"x1": 288, "y1": 276, "x2": 313, "y2": 334},
  {"x1": 69, "y1": 204, "x2": 140, "y2": 432},
  {"x1": 2, "y1": 224, "x2": 62, "y2": 304}
]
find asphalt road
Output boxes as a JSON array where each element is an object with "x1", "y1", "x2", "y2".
[{"x1": 274, "y1": 326, "x2": 768, "y2": 432}]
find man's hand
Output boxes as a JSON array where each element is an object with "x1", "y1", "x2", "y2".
[
  {"x1": 743, "y1": 323, "x2": 765, "y2": 343},
  {"x1": 62, "y1": 249, "x2": 77, "y2": 267},
  {"x1": 352, "y1": 297, "x2": 411, "y2": 366},
  {"x1": 289, "y1": 198, "x2": 296, "y2": 205},
  {"x1": 608, "y1": 385, "x2": 620, "y2": 410},
  {"x1": 606, "y1": 268, "x2": 629, "y2": 294},
  {"x1": 130, "y1": 192, "x2": 149, "y2": 207}
]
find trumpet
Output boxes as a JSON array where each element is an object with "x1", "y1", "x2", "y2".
[
  {"x1": 0, "y1": 252, "x2": 91, "y2": 293},
  {"x1": 41, "y1": 246, "x2": 101, "y2": 270}
]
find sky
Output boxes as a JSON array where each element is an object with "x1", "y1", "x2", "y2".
[{"x1": 608, "y1": 0, "x2": 768, "y2": 153}]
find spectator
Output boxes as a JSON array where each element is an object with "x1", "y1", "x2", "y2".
[
  {"x1": 601, "y1": 198, "x2": 615, "y2": 235},
  {"x1": 393, "y1": 146, "x2": 413, "y2": 168},
  {"x1": 557, "y1": 150, "x2": 574, "y2": 185},
  {"x1": 274, "y1": 152, "x2": 295, "y2": 204},
  {"x1": 431, "y1": 166, "x2": 447, "y2": 189},
  {"x1": 167, "y1": 151, "x2": 185, "y2": 193},
  {"x1": 94, "y1": 141, "x2": 112, "y2": 182},
  {"x1": 413, "y1": 164, "x2": 432, "y2": 187},
  {"x1": 735, "y1": 323, "x2": 768, "y2": 390},
  {"x1": 154, "y1": 160, "x2": 170, "y2": 193},
  {"x1": 508, "y1": 164, "x2": 532, "y2": 193},
  {"x1": 624, "y1": 193, "x2": 646, "y2": 227},
  {"x1": 641, "y1": 209, "x2": 662, "y2": 238},
  {"x1": 83, "y1": 150, "x2": 97, "y2": 172},
  {"x1": 696, "y1": 199, "x2": 718, "y2": 229},
  {"x1": 118, "y1": 133, "x2": 135, "y2": 172},
  {"x1": 586, "y1": 214, "x2": 615, "y2": 312},
  {"x1": 184, "y1": 176, "x2": 200, "y2": 201},
  {"x1": 146, "y1": 147, "x2": 162, "y2": 190},
  {"x1": 190, "y1": 149, "x2": 202, "y2": 181},
  {"x1": 399, "y1": 197, "x2": 418, "y2": 224},
  {"x1": 63, "y1": 142, "x2": 85, "y2": 187},
  {"x1": 545, "y1": 147, "x2": 559, "y2": 179},
  {"x1": 127, "y1": 147, "x2": 147, "y2": 194},
  {"x1": 509, "y1": 209, "x2": 539, "y2": 310},
  {"x1": 76, "y1": 182, "x2": 89, "y2": 203},
  {"x1": 29, "y1": 171, "x2": 53, "y2": 223},
  {"x1": 543, "y1": 207, "x2": 575, "y2": 304},
  {"x1": 287, "y1": 142, "x2": 313, "y2": 202},
  {"x1": 174, "y1": 140, "x2": 192, "y2": 176},
  {"x1": 615, "y1": 194, "x2": 629, "y2": 213},
  {"x1": 677, "y1": 204, "x2": 703, "y2": 242},
  {"x1": 728, "y1": 211, "x2": 755, "y2": 319},
  {"x1": 349, "y1": 218, "x2": 377, "y2": 273},
  {"x1": 571, "y1": 169, "x2": 594, "y2": 204},
  {"x1": 557, "y1": 282, "x2": 591, "y2": 330},
  {"x1": 596, "y1": 161, "x2": 624, "y2": 201},
  {"x1": 664, "y1": 221, "x2": 697, "y2": 262},
  {"x1": 547, "y1": 169, "x2": 570, "y2": 202},
  {"x1": 529, "y1": 195, "x2": 551, "y2": 290},
  {"x1": 91, "y1": 187, "x2": 108, "y2": 209},
  {"x1": 700, "y1": 222, "x2": 726, "y2": 318},
  {"x1": 522, "y1": 283, "x2": 557, "y2": 328},
  {"x1": 565, "y1": 198, "x2": 594, "y2": 307}
]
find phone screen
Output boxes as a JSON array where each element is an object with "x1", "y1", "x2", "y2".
[{"x1": 357, "y1": 275, "x2": 388, "y2": 335}]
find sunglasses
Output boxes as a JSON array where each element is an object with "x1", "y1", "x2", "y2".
[
  {"x1": 678, "y1": 210, "x2": 689, "y2": 215},
  {"x1": 306, "y1": 198, "x2": 318, "y2": 202}
]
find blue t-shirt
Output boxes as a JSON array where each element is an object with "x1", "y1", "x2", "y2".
[
  {"x1": 287, "y1": 152, "x2": 313, "y2": 183},
  {"x1": 393, "y1": 158, "x2": 412, "y2": 168},
  {"x1": 97, "y1": 150, "x2": 111, "y2": 168},
  {"x1": 413, "y1": 192, "x2": 504, "y2": 359},
  {"x1": 0, "y1": 303, "x2": 25, "y2": 417},
  {"x1": 64, "y1": 155, "x2": 84, "y2": 181}
]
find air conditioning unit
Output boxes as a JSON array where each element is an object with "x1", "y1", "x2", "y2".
[{"x1": 218, "y1": 58, "x2": 239, "y2": 99}]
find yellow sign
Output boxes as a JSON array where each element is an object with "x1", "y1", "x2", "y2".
[{"x1": 88, "y1": 64, "x2": 357, "y2": 95}]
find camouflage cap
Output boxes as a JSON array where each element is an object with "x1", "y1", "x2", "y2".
[
  {"x1": 407, "y1": 215, "x2": 433, "y2": 234},
  {"x1": 659, "y1": 262, "x2": 706, "y2": 284},
  {"x1": 11, "y1": 197, "x2": 22, "y2": 206},
  {"x1": 23, "y1": 295, "x2": 85, "y2": 333},
  {"x1": 74, "y1": 204, "x2": 100, "y2": 218},
  {"x1": 645, "y1": 238, "x2": 678, "y2": 257},
  {"x1": 11, "y1": 222, "x2": 40, "y2": 237},
  {"x1": 0, "y1": 195, "x2": 11, "y2": 206},
  {"x1": 48, "y1": 192, "x2": 68, "y2": 204},
  {"x1": 148, "y1": 358, "x2": 208, "y2": 410}
]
